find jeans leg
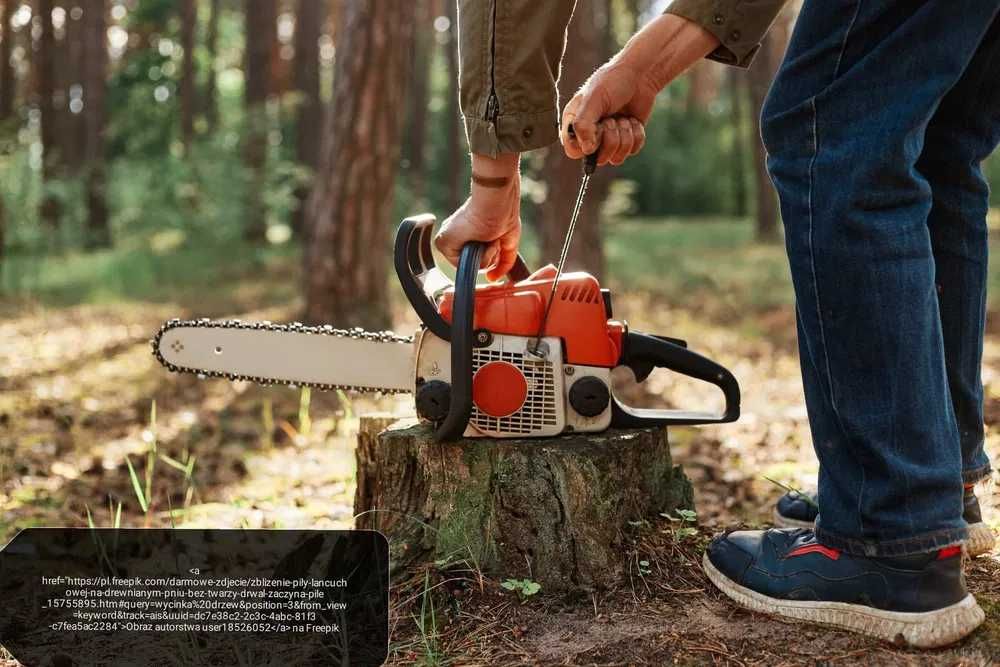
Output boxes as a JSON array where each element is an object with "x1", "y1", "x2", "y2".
[
  {"x1": 761, "y1": 0, "x2": 1000, "y2": 557},
  {"x1": 918, "y1": 15, "x2": 1000, "y2": 486}
]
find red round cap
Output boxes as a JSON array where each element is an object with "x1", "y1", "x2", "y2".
[{"x1": 473, "y1": 361, "x2": 528, "y2": 418}]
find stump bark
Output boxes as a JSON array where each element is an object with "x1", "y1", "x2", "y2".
[{"x1": 354, "y1": 416, "x2": 693, "y2": 591}]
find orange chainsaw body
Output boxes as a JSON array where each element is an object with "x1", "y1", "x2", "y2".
[{"x1": 437, "y1": 264, "x2": 626, "y2": 368}]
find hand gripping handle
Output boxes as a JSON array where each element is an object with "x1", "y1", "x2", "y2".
[
  {"x1": 610, "y1": 331, "x2": 741, "y2": 427},
  {"x1": 393, "y1": 214, "x2": 530, "y2": 341}
]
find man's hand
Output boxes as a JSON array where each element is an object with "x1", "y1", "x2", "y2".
[
  {"x1": 562, "y1": 14, "x2": 721, "y2": 164},
  {"x1": 434, "y1": 152, "x2": 521, "y2": 282}
]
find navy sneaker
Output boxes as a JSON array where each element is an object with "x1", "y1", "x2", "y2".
[
  {"x1": 773, "y1": 485, "x2": 995, "y2": 557},
  {"x1": 703, "y1": 528, "x2": 985, "y2": 648}
]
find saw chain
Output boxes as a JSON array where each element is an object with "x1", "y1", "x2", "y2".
[{"x1": 150, "y1": 318, "x2": 414, "y2": 394}]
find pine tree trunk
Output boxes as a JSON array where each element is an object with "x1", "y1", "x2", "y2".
[
  {"x1": 38, "y1": 0, "x2": 61, "y2": 232},
  {"x1": 539, "y1": 3, "x2": 609, "y2": 279},
  {"x1": 0, "y1": 0, "x2": 14, "y2": 120},
  {"x1": 746, "y1": 9, "x2": 791, "y2": 243},
  {"x1": 728, "y1": 69, "x2": 748, "y2": 218},
  {"x1": 243, "y1": 0, "x2": 276, "y2": 242},
  {"x1": 444, "y1": 0, "x2": 461, "y2": 212},
  {"x1": 203, "y1": 0, "x2": 220, "y2": 131},
  {"x1": 81, "y1": 0, "x2": 109, "y2": 248},
  {"x1": 291, "y1": 0, "x2": 323, "y2": 236},
  {"x1": 403, "y1": 0, "x2": 430, "y2": 204},
  {"x1": 355, "y1": 418, "x2": 693, "y2": 591},
  {"x1": 180, "y1": 0, "x2": 196, "y2": 152},
  {"x1": 303, "y1": 1, "x2": 415, "y2": 329}
]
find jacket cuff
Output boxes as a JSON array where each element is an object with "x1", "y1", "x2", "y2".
[
  {"x1": 463, "y1": 110, "x2": 560, "y2": 158},
  {"x1": 665, "y1": 0, "x2": 764, "y2": 69}
]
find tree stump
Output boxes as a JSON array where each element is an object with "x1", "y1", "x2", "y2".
[{"x1": 354, "y1": 416, "x2": 693, "y2": 591}]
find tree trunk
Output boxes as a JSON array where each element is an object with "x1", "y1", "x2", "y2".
[
  {"x1": 291, "y1": 0, "x2": 323, "y2": 236},
  {"x1": 303, "y1": 1, "x2": 415, "y2": 328},
  {"x1": 355, "y1": 417, "x2": 693, "y2": 591},
  {"x1": 746, "y1": 9, "x2": 791, "y2": 242},
  {"x1": 444, "y1": 0, "x2": 461, "y2": 212},
  {"x1": 539, "y1": 2, "x2": 610, "y2": 279},
  {"x1": 243, "y1": 0, "x2": 276, "y2": 242},
  {"x1": 81, "y1": 0, "x2": 109, "y2": 248},
  {"x1": 403, "y1": 0, "x2": 431, "y2": 204},
  {"x1": 0, "y1": 0, "x2": 14, "y2": 120},
  {"x1": 180, "y1": 0, "x2": 196, "y2": 152},
  {"x1": 728, "y1": 69, "x2": 747, "y2": 218},
  {"x1": 61, "y1": 0, "x2": 86, "y2": 172},
  {"x1": 38, "y1": 0, "x2": 61, "y2": 232},
  {"x1": 203, "y1": 0, "x2": 220, "y2": 131}
]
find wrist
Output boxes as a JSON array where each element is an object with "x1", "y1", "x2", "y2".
[{"x1": 471, "y1": 152, "x2": 520, "y2": 177}]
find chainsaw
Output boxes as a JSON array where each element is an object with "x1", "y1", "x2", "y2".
[{"x1": 152, "y1": 214, "x2": 740, "y2": 441}]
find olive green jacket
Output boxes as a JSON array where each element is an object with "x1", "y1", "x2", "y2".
[{"x1": 458, "y1": 0, "x2": 788, "y2": 157}]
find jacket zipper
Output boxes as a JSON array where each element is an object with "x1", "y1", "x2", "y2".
[{"x1": 484, "y1": 0, "x2": 500, "y2": 128}]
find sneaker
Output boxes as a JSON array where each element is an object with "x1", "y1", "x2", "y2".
[
  {"x1": 773, "y1": 485, "x2": 995, "y2": 557},
  {"x1": 703, "y1": 528, "x2": 985, "y2": 648}
]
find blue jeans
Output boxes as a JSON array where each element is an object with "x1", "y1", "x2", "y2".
[{"x1": 761, "y1": 0, "x2": 1000, "y2": 557}]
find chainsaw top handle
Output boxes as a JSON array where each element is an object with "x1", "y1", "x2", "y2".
[{"x1": 394, "y1": 215, "x2": 530, "y2": 441}]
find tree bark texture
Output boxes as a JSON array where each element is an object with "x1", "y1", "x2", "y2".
[
  {"x1": 82, "y1": 0, "x2": 108, "y2": 248},
  {"x1": 303, "y1": 0, "x2": 415, "y2": 329},
  {"x1": 354, "y1": 418, "x2": 694, "y2": 591},
  {"x1": 402, "y1": 0, "x2": 430, "y2": 204},
  {"x1": 539, "y1": 2, "x2": 610, "y2": 279},
  {"x1": 243, "y1": 0, "x2": 276, "y2": 242},
  {"x1": 746, "y1": 8, "x2": 791, "y2": 242},
  {"x1": 444, "y1": 0, "x2": 461, "y2": 211},
  {"x1": 291, "y1": 0, "x2": 323, "y2": 235},
  {"x1": 0, "y1": 0, "x2": 14, "y2": 120}
]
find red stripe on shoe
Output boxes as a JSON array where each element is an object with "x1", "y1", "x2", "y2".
[
  {"x1": 786, "y1": 544, "x2": 841, "y2": 560},
  {"x1": 937, "y1": 546, "x2": 962, "y2": 560}
]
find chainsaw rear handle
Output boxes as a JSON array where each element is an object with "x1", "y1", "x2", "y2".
[
  {"x1": 394, "y1": 214, "x2": 530, "y2": 342},
  {"x1": 611, "y1": 331, "x2": 740, "y2": 427}
]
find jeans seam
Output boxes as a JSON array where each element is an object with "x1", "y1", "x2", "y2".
[{"x1": 832, "y1": 0, "x2": 863, "y2": 81}]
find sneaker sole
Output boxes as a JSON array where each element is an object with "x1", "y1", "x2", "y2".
[
  {"x1": 772, "y1": 507, "x2": 815, "y2": 530},
  {"x1": 703, "y1": 553, "x2": 984, "y2": 648},
  {"x1": 967, "y1": 522, "x2": 995, "y2": 558}
]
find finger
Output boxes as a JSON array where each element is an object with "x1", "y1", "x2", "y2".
[
  {"x1": 571, "y1": 87, "x2": 605, "y2": 155},
  {"x1": 481, "y1": 241, "x2": 501, "y2": 276},
  {"x1": 629, "y1": 118, "x2": 645, "y2": 155},
  {"x1": 433, "y1": 226, "x2": 461, "y2": 267},
  {"x1": 486, "y1": 225, "x2": 522, "y2": 282},
  {"x1": 560, "y1": 97, "x2": 584, "y2": 159},
  {"x1": 610, "y1": 117, "x2": 633, "y2": 165},
  {"x1": 596, "y1": 118, "x2": 620, "y2": 166}
]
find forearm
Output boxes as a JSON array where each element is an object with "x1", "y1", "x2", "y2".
[
  {"x1": 665, "y1": 0, "x2": 790, "y2": 68},
  {"x1": 616, "y1": 14, "x2": 721, "y2": 93}
]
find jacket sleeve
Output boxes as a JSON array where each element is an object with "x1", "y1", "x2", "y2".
[
  {"x1": 457, "y1": 0, "x2": 576, "y2": 157},
  {"x1": 665, "y1": 0, "x2": 789, "y2": 68}
]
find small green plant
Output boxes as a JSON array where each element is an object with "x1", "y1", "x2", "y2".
[
  {"x1": 662, "y1": 508, "x2": 699, "y2": 541},
  {"x1": 501, "y1": 578, "x2": 541, "y2": 601},
  {"x1": 637, "y1": 559, "x2": 652, "y2": 576}
]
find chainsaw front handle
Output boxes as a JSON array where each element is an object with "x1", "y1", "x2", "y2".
[
  {"x1": 394, "y1": 215, "x2": 530, "y2": 342},
  {"x1": 611, "y1": 331, "x2": 741, "y2": 427}
]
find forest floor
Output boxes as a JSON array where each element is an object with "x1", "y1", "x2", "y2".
[{"x1": 3, "y1": 219, "x2": 1000, "y2": 665}]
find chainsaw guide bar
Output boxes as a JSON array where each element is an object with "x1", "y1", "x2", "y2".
[{"x1": 151, "y1": 318, "x2": 414, "y2": 394}]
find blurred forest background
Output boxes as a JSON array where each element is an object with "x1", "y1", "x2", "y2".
[{"x1": 3, "y1": 2, "x2": 1000, "y2": 663}]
